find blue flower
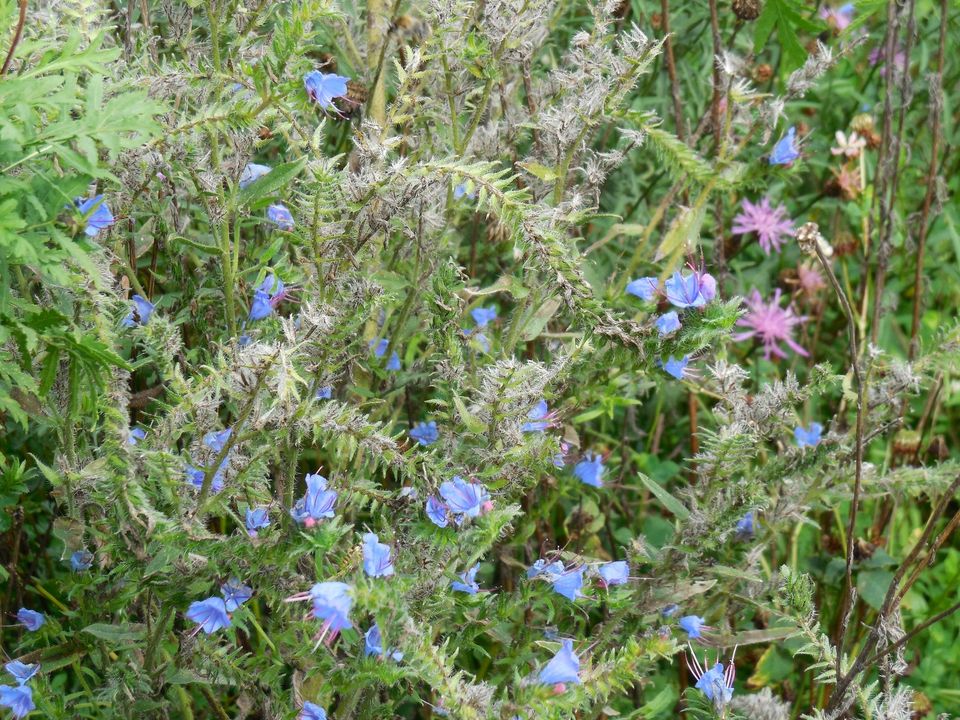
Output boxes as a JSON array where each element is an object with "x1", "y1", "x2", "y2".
[
  {"x1": 664, "y1": 271, "x2": 714, "y2": 309},
  {"x1": 239, "y1": 163, "x2": 271, "y2": 188},
  {"x1": 735, "y1": 512, "x2": 755, "y2": 539},
  {"x1": 425, "y1": 496, "x2": 449, "y2": 528},
  {"x1": 185, "y1": 463, "x2": 226, "y2": 494},
  {"x1": 410, "y1": 421, "x2": 438, "y2": 446},
  {"x1": 626, "y1": 276, "x2": 658, "y2": 301},
  {"x1": 794, "y1": 422, "x2": 823, "y2": 448},
  {"x1": 527, "y1": 559, "x2": 564, "y2": 579},
  {"x1": 220, "y1": 579, "x2": 253, "y2": 611},
  {"x1": 573, "y1": 452, "x2": 605, "y2": 488},
  {"x1": 308, "y1": 582, "x2": 353, "y2": 632},
  {"x1": 0, "y1": 685, "x2": 34, "y2": 719},
  {"x1": 362, "y1": 533, "x2": 395, "y2": 578},
  {"x1": 248, "y1": 274, "x2": 286, "y2": 321},
  {"x1": 551, "y1": 566, "x2": 585, "y2": 601},
  {"x1": 695, "y1": 662, "x2": 734, "y2": 704},
  {"x1": 186, "y1": 597, "x2": 231, "y2": 634},
  {"x1": 127, "y1": 427, "x2": 147, "y2": 446},
  {"x1": 679, "y1": 615, "x2": 706, "y2": 639},
  {"x1": 364, "y1": 623, "x2": 403, "y2": 661},
  {"x1": 245, "y1": 508, "x2": 270, "y2": 537},
  {"x1": 16, "y1": 609, "x2": 44, "y2": 632},
  {"x1": 470, "y1": 331, "x2": 491, "y2": 353},
  {"x1": 291, "y1": 472, "x2": 337, "y2": 526},
  {"x1": 204, "y1": 428, "x2": 232, "y2": 453},
  {"x1": 299, "y1": 701, "x2": 327, "y2": 720},
  {"x1": 538, "y1": 639, "x2": 580, "y2": 685},
  {"x1": 303, "y1": 71, "x2": 349, "y2": 111},
  {"x1": 4, "y1": 662, "x2": 38, "y2": 686},
  {"x1": 371, "y1": 339, "x2": 401, "y2": 371},
  {"x1": 656, "y1": 311, "x2": 681, "y2": 336},
  {"x1": 597, "y1": 560, "x2": 629, "y2": 587},
  {"x1": 454, "y1": 181, "x2": 476, "y2": 199},
  {"x1": 70, "y1": 550, "x2": 93, "y2": 572},
  {"x1": 121, "y1": 294, "x2": 156, "y2": 328},
  {"x1": 316, "y1": 386, "x2": 333, "y2": 399},
  {"x1": 769, "y1": 126, "x2": 800, "y2": 165},
  {"x1": 266, "y1": 204, "x2": 295, "y2": 231},
  {"x1": 439, "y1": 476, "x2": 490, "y2": 523},
  {"x1": 662, "y1": 355, "x2": 690, "y2": 380},
  {"x1": 522, "y1": 400, "x2": 551, "y2": 432},
  {"x1": 451, "y1": 563, "x2": 480, "y2": 594},
  {"x1": 73, "y1": 195, "x2": 115, "y2": 237},
  {"x1": 661, "y1": 603, "x2": 679, "y2": 618},
  {"x1": 470, "y1": 306, "x2": 497, "y2": 327}
]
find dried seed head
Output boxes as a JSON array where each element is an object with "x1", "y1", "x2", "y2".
[
  {"x1": 732, "y1": 0, "x2": 763, "y2": 21},
  {"x1": 796, "y1": 222, "x2": 831, "y2": 258}
]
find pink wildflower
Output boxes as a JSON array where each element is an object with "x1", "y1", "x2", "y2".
[
  {"x1": 797, "y1": 263, "x2": 826, "y2": 296},
  {"x1": 819, "y1": 3, "x2": 854, "y2": 31},
  {"x1": 731, "y1": 197, "x2": 795, "y2": 254},
  {"x1": 831, "y1": 131, "x2": 866, "y2": 158},
  {"x1": 733, "y1": 289, "x2": 808, "y2": 359}
]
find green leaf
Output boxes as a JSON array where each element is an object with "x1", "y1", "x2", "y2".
[
  {"x1": 637, "y1": 473, "x2": 689, "y2": 520},
  {"x1": 82, "y1": 623, "x2": 147, "y2": 643},
  {"x1": 237, "y1": 158, "x2": 306, "y2": 206},
  {"x1": 518, "y1": 162, "x2": 558, "y2": 182},
  {"x1": 857, "y1": 569, "x2": 894, "y2": 610}
]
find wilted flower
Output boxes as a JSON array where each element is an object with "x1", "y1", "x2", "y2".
[
  {"x1": 664, "y1": 271, "x2": 716, "y2": 308},
  {"x1": 551, "y1": 566, "x2": 585, "y2": 601},
  {"x1": 186, "y1": 597, "x2": 231, "y2": 634},
  {"x1": 655, "y1": 311, "x2": 681, "y2": 336},
  {"x1": 371, "y1": 338, "x2": 401, "y2": 371},
  {"x1": 70, "y1": 550, "x2": 93, "y2": 572},
  {"x1": 662, "y1": 355, "x2": 691, "y2": 380},
  {"x1": 127, "y1": 427, "x2": 146, "y2": 446},
  {"x1": 451, "y1": 564, "x2": 480, "y2": 594},
  {"x1": 266, "y1": 204, "x2": 295, "y2": 231},
  {"x1": 470, "y1": 306, "x2": 497, "y2": 327},
  {"x1": 732, "y1": 198, "x2": 795, "y2": 254},
  {"x1": 364, "y1": 623, "x2": 403, "y2": 661},
  {"x1": 573, "y1": 452, "x2": 605, "y2": 488},
  {"x1": 527, "y1": 558, "x2": 564, "y2": 579},
  {"x1": 831, "y1": 130, "x2": 866, "y2": 158},
  {"x1": 797, "y1": 263, "x2": 826, "y2": 296},
  {"x1": 362, "y1": 533, "x2": 395, "y2": 578},
  {"x1": 121, "y1": 294, "x2": 156, "y2": 328},
  {"x1": 220, "y1": 579, "x2": 253, "y2": 611},
  {"x1": 733, "y1": 289, "x2": 808, "y2": 359},
  {"x1": 794, "y1": 422, "x2": 823, "y2": 448},
  {"x1": 73, "y1": 195, "x2": 115, "y2": 236},
  {"x1": 239, "y1": 163, "x2": 270, "y2": 188},
  {"x1": 522, "y1": 400, "x2": 553, "y2": 432},
  {"x1": 299, "y1": 701, "x2": 327, "y2": 720},
  {"x1": 410, "y1": 421, "x2": 438, "y2": 446},
  {"x1": 0, "y1": 685, "x2": 34, "y2": 719},
  {"x1": 597, "y1": 561, "x2": 629, "y2": 587},
  {"x1": 769, "y1": 126, "x2": 800, "y2": 165},
  {"x1": 4, "y1": 662, "x2": 38, "y2": 686},
  {"x1": 626, "y1": 276, "x2": 659, "y2": 301},
  {"x1": 438, "y1": 476, "x2": 490, "y2": 523},
  {"x1": 249, "y1": 274, "x2": 288, "y2": 321},
  {"x1": 538, "y1": 639, "x2": 580, "y2": 685},
  {"x1": 303, "y1": 71, "x2": 349, "y2": 111},
  {"x1": 425, "y1": 495, "x2": 449, "y2": 528},
  {"x1": 16, "y1": 609, "x2": 44, "y2": 632},
  {"x1": 245, "y1": 508, "x2": 270, "y2": 536},
  {"x1": 679, "y1": 615, "x2": 707, "y2": 639}
]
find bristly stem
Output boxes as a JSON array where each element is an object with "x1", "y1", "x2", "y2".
[{"x1": 0, "y1": 0, "x2": 27, "y2": 76}]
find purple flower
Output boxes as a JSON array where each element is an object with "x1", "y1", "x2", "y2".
[
  {"x1": 299, "y1": 701, "x2": 327, "y2": 720},
  {"x1": 371, "y1": 339, "x2": 401, "y2": 371},
  {"x1": 0, "y1": 685, "x2": 34, "y2": 719},
  {"x1": 127, "y1": 427, "x2": 147, "y2": 446},
  {"x1": 735, "y1": 512, "x2": 755, "y2": 539},
  {"x1": 662, "y1": 355, "x2": 690, "y2": 380},
  {"x1": 267, "y1": 204, "x2": 295, "y2": 231},
  {"x1": 471, "y1": 306, "x2": 497, "y2": 327},
  {"x1": 425, "y1": 496, "x2": 449, "y2": 528},
  {"x1": 573, "y1": 452, "x2": 604, "y2": 488},
  {"x1": 769, "y1": 126, "x2": 800, "y2": 166},
  {"x1": 664, "y1": 271, "x2": 715, "y2": 309},
  {"x1": 655, "y1": 311, "x2": 681, "y2": 336},
  {"x1": 410, "y1": 421, "x2": 438, "y2": 446},
  {"x1": 439, "y1": 477, "x2": 490, "y2": 523},
  {"x1": 551, "y1": 566, "x2": 585, "y2": 601},
  {"x1": 819, "y1": 3, "x2": 854, "y2": 30},
  {"x1": 121, "y1": 294, "x2": 156, "y2": 328},
  {"x1": 186, "y1": 597, "x2": 231, "y2": 634},
  {"x1": 239, "y1": 163, "x2": 270, "y2": 188},
  {"x1": 316, "y1": 386, "x2": 333, "y2": 399},
  {"x1": 597, "y1": 560, "x2": 629, "y2": 587},
  {"x1": 364, "y1": 623, "x2": 404, "y2": 661},
  {"x1": 15, "y1": 609, "x2": 44, "y2": 632},
  {"x1": 70, "y1": 550, "x2": 93, "y2": 572},
  {"x1": 527, "y1": 559, "x2": 564, "y2": 579},
  {"x1": 304, "y1": 71, "x2": 349, "y2": 111},
  {"x1": 522, "y1": 400, "x2": 552, "y2": 433},
  {"x1": 249, "y1": 274, "x2": 287, "y2": 321},
  {"x1": 538, "y1": 639, "x2": 580, "y2": 685},
  {"x1": 626, "y1": 276, "x2": 659, "y2": 301},
  {"x1": 4, "y1": 662, "x2": 38, "y2": 686},
  {"x1": 73, "y1": 195, "x2": 115, "y2": 236},
  {"x1": 733, "y1": 288, "x2": 808, "y2": 359},
  {"x1": 795, "y1": 422, "x2": 823, "y2": 448},
  {"x1": 732, "y1": 198, "x2": 795, "y2": 254},
  {"x1": 220, "y1": 579, "x2": 253, "y2": 611},
  {"x1": 679, "y1": 615, "x2": 706, "y2": 639},
  {"x1": 308, "y1": 582, "x2": 353, "y2": 632},
  {"x1": 362, "y1": 533, "x2": 395, "y2": 578},
  {"x1": 245, "y1": 507, "x2": 270, "y2": 536},
  {"x1": 451, "y1": 563, "x2": 480, "y2": 594}
]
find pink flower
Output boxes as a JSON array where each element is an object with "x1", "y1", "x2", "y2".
[
  {"x1": 733, "y1": 289, "x2": 808, "y2": 359},
  {"x1": 797, "y1": 263, "x2": 826, "y2": 296},
  {"x1": 731, "y1": 197, "x2": 795, "y2": 254},
  {"x1": 819, "y1": 3, "x2": 854, "y2": 31},
  {"x1": 830, "y1": 131, "x2": 866, "y2": 158}
]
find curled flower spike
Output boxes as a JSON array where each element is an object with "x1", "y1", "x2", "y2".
[
  {"x1": 70, "y1": 550, "x2": 93, "y2": 572},
  {"x1": 410, "y1": 421, "x2": 438, "y2": 446},
  {"x1": 303, "y1": 71, "x2": 349, "y2": 111},
  {"x1": 73, "y1": 195, "x2": 115, "y2": 236},
  {"x1": 0, "y1": 685, "x2": 34, "y2": 719},
  {"x1": 186, "y1": 597, "x2": 231, "y2": 635},
  {"x1": 362, "y1": 533, "x2": 395, "y2": 578},
  {"x1": 794, "y1": 422, "x2": 823, "y2": 448},
  {"x1": 121, "y1": 294, "x2": 156, "y2": 328},
  {"x1": 655, "y1": 311, "x2": 681, "y2": 336},
  {"x1": 679, "y1": 615, "x2": 708, "y2": 639},
  {"x1": 220, "y1": 579, "x2": 252, "y2": 611},
  {"x1": 364, "y1": 623, "x2": 404, "y2": 661},
  {"x1": 769, "y1": 126, "x2": 800, "y2": 166},
  {"x1": 299, "y1": 701, "x2": 327, "y2": 720},
  {"x1": 16, "y1": 609, "x2": 44, "y2": 632},
  {"x1": 538, "y1": 639, "x2": 580, "y2": 686},
  {"x1": 551, "y1": 565, "x2": 585, "y2": 601},
  {"x1": 4, "y1": 661, "x2": 38, "y2": 686},
  {"x1": 573, "y1": 452, "x2": 605, "y2": 488},
  {"x1": 438, "y1": 477, "x2": 490, "y2": 524},
  {"x1": 597, "y1": 560, "x2": 629, "y2": 587},
  {"x1": 451, "y1": 564, "x2": 480, "y2": 594},
  {"x1": 688, "y1": 645, "x2": 737, "y2": 708},
  {"x1": 266, "y1": 203, "x2": 295, "y2": 231},
  {"x1": 626, "y1": 276, "x2": 659, "y2": 301},
  {"x1": 239, "y1": 163, "x2": 271, "y2": 188},
  {"x1": 425, "y1": 495, "x2": 449, "y2": 528}
]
